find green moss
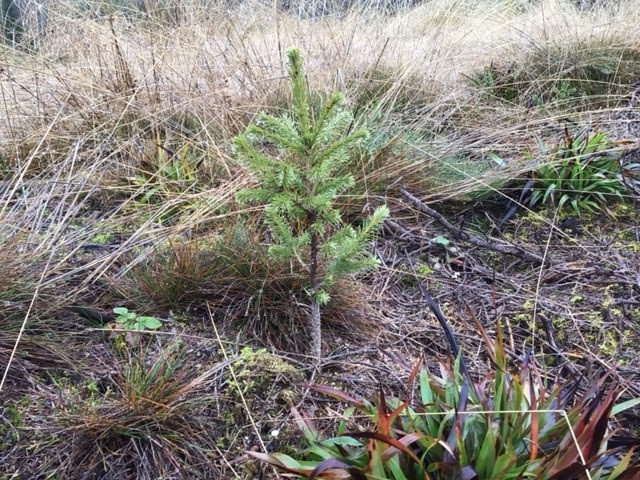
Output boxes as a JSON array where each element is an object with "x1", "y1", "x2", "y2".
[
  {"x1": 610, "y1": 202, "x2": 636, "y2": 219},
  {"x1": 417, "y1": 262, "x2": 433, "y2": 276},
  {"x1": 90, "y1": 232, "x2": 113, "y2": 244},
  {"x1": 521, "y1": 211, "x2": 547, "y2": 229},
  {"x1": 0, "y1": 401, "x2": 24, "y2": 448},
  {"x1": 586, "y1": 311, "x2": 603, "y2": 325},
  {"x1": 550, "y1": 316, "x2": 568, "y2": 342},
  {"x1": 599, "y1": 329, "x2": 619, "y2": 356},
  {"x1": 601, "y1": 287, "x2": 615, "y2": 309},
  {"x1": 512, "y1": 299, "x2": 537, "y2": 328},
  {"x1": 227, "y1": 347, "x2": 303, "y2": 398},
  {"x1": 622, "y1": 330, "x2": 634, "y2": 348}
]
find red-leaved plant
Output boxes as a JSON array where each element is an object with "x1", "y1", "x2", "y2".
[{"x1": 250, "y1": 322, "x2": 640, "y2": 479}]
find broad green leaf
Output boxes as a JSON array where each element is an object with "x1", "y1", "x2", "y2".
[
  {"x1": 477, "y1": 423, "x2": 496, "y2": 478},
  {"x1": 322, "y1": 436, "x2": 363, "y2": 448},
  {"x1": 139, "y1": 316, "x2": 161, "y2": 329},
  {"x1": 269, "y1": 452, "x2": 307, "y2": 469}
]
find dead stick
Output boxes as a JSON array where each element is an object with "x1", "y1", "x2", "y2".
[{"x1": 400, "y1": 187, "x2": 550, "y2": 266}]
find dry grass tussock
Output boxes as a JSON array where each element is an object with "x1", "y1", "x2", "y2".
[{"x1": 1, "y1": 0, "x2": 640, "y2": 478}]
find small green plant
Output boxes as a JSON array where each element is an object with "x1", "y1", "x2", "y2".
[
  {"x1": 113, "y1": 307, "x2": 162, "y2": 331},
  {"x1": 233, "y1": 47, "x2": 389, "y2": 360},
  {"x1": 552, "y1": 79, "x2": 578, "y2": 100},
  {"x1": 126, "y1": 133, "x2": 205, "y2": 225},
  {"x1": 530, "y1": 129, "x2": 625, "y2": 215},
  {"x1": 252, "y1": 321, "x2": 640, "y2": 479},
  {"x1": 133, "y1": 139, "x2": 202, "y2": 202}
]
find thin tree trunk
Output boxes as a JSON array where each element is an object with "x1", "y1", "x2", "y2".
[
  {"x1": 308, "y1": 227, "x2": 322, "y2": 361},
  {"x1": 310, "y1": 298, "x2": 321, "y2": 361}
]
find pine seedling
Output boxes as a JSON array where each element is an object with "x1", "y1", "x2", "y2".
[{"x1": 233, "y1": 47, "x2": 389, "y2": 361}]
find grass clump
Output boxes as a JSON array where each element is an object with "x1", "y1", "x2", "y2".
[
  {"x1": 0, "y1": 232, "x2": 74, "y2": 386},
  {"x1": 467, "y1": 40, "x2": 640, "y2": 111},
  {"x1": 112, "y1": 220, "x2": 378, "y2": 352},
  {"x1": 110, "y1": 237, "x2": 219, "y2": 310},
  {"x1": 26, "y1": 340, "x2": 229, "y2": 479}
]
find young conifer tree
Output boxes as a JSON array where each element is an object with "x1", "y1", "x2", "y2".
[{"x1": 233, "y1": 48, "x2": 389, "y2": 361}]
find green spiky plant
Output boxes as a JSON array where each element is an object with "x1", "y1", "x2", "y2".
[
  {"x1": 251, "y1": 319, "x2": 640, "y2": 479},
  {"x1": 233, "y1": 47, "x2": 389, "y2": 361},
  {"x1": 530, "y1": 129, "x2": 625, "y2": 216}
]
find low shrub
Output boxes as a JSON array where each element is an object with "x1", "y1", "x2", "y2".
[
  {"x1": 252, "y1": 322, "x2": 640, "y2": 479},
  {"x1": 233, "y1": 47, "x2": 388, "y2": 360}
]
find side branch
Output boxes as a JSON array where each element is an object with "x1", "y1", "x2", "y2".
[{"x1": 400, "y1": 187, "x2": 550, "y2": 266}]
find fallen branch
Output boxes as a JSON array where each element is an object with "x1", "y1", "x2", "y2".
[{"x1": 400, "y1": 187, "x2": 550, "y2": 266}]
